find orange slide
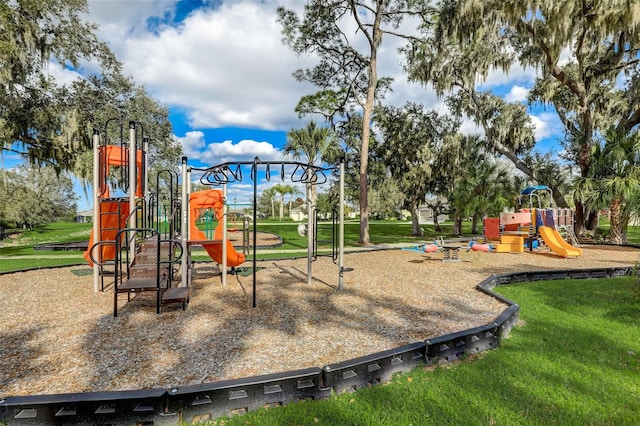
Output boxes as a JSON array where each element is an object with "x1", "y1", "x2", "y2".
[
  {"x1": 189, "y1": 190, "x2": 245, "y2": 267},
  {"x1": 84, "y1": 145, "x2": 143, "y2": 266},
  {"x1": 539, "y1": 226, "x2": 582, "y2": 258},
  {"x1": 83, "y1": 199, "x2": 130, "y2": 266}
]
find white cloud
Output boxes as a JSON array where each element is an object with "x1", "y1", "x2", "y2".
[
  {"x1": 459, "y1": 118, "x2": 484, "y2": 137},
  {"x1": 477, "y1": 63, "x2": 537, "y2": 89},
  {"x1": 87, "y1": 1, "x2": 318, "y2": 131},
  {"x1": 175, "y1": 131, "x2": 206, "y2": 158},
  {"x1": 530, "y1": 112, "x2": 561, "y2": 141},
  {"x1": 47, "y1": 62, "x2": 83, "y2": 86},
  {"x1": 176, "y1": 130, "x2": 283, "y2": 165},
  {"x1": 200, "y1": 139, "x2": 283, "y2": 164},
  {"x1": 505, "y1": 85, "x2": 530, "y2": 102},
  {"x1": 83, "y1": 0, "x2": 551, "y2": 155}
]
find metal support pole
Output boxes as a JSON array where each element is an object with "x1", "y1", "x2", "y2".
[
  {"x1": 181, "y1": 157, "x2": 188, "y2": 287},
  {"x1": 252, "y1": 157, "x2": 258, "y2": 308},
  {"x1": 307, "y1": 181, "x2": 313, "y2": 286},
  {"x1": 143, "y1": 135, "x2": 150, "y2": 205},
  {"x1": 222, "y1": 183, "x2": 228, "y2": 286},
  {"x1": 338, "y1": 157, "x2": 345, "y2": 290},
  {"x1": 128, "y1": 122, "x2": 137, "y2": 256},
  {"x1": 92, "y1": 129, "x2": 100, "y2": 293}
]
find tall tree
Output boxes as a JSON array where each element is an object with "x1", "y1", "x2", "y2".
[
  {"x1": 284, "y1": 120, "x2": 341, "y2": 213},
  {"x1": 573, "y1": 128, "x2": 640, "y2": 244},
  {"x1": 286, "y1": 185, "x2": 300, "y2": 216},
  {"x1": 1, "y1": 0, "x2": 179, "y2": 201},
  {"x1": 373, "y1": 102, "x2": 460, "y2": 236},
  {"x1": 0, "y1": 0, "x2": 119, "y2": 172},
  {"x1": 69, "y1": 77, "x2": 181, "y2": 201},
  {"x1": 0, "y1": 165, "x2": 78, "y2": 228},
  {"x1": 405, "y1": 0, "x2": 640, "y2": 235},
  {"x1": 271, "y1": 183, "x2": 298, "y2": 221},
  {"x1": 455, "y1": 154, "x2": 514, "y2": 234},
  {"x1": 278, "y1": 1, "x2": 433, "y2": 244},
  {"x1": 258, "y1": 187, "x2": 278, "y2": 219}
]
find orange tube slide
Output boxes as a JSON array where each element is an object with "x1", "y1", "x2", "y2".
[{"x1": 189, "y1": 190, "x2": 245, "y2": 267}]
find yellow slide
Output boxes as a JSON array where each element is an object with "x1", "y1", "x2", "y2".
[
  {"x1": 539, "y1": 226, "x2": 582, "y2": 258},
  {"x1": 189, "y1": 190, "x2": 245, "y2": 267}
]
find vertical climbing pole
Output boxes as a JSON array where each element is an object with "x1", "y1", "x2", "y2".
[
  {"x1": 181, "y1": 157, "x2": 189, "y2": 287},
  {"x1": 222, "y1": 183, "x2": 228, "y2": 287},
  {"x1": 143, "y1": 135, "x2": 150, "y2": 205},
  {"x1": 338, "y1": 157, "x2": 345, "y2": 290},
  {"x1": 128, "y1": 121, "x2": 137, "y2": 255},
  {"x1": 252, "y1": 157, "x2": 259, "y2": 308},
  {"x1": 92, "y1": 129, "x2": 101, "y2": 293},
  {"x1": 307, "y1": 177, "x2": 313, "y2": 286}
]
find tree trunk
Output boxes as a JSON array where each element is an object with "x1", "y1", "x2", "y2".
[
  {"x1": 431, "y1": 207, "x2": 442, "y2": 232},
  {"x1": 573, "y1": 199, "x2": 599, "y2": 236},
  {"x1": 359, "y1": 173, "x2": 369, "y2": 244},
  {"x1": 356, "y1": 2, "x2": 383, "y2": 245},
  {"x1": 608, "y1": 197, "x2": 626, "y2": 244},
  {"x1": 586, "y1": 210, "x2": 599, "y2": 232},
  {"x1": 411, "y1": 203, "x2": 422, "y2": 236},
  {"x1": 452, "y1": 211, "x2": 462, "y2": 236},
  {"x1": 471, "y1": 213, "x2": 480, "y2": 234}
]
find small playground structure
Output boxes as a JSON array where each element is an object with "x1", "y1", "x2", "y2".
[
  {"x1": 483, "y1": 185, "x2": 582, "y2": 258},
  {"x1": 84, "y1": 119, "x2": 347, "y2": 316}
]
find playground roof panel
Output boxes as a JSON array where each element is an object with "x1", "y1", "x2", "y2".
[{"x1": 520, "y1": 185, "x2": 550, "y2": 195}]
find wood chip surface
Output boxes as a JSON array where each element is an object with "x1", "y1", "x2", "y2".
[{"x1": 0, "y1": 245, "x2": 637, "y2": 397}]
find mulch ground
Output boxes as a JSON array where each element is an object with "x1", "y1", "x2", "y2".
[{"x1": 0, "y1": 244, "x2": 637, "y2": 397}]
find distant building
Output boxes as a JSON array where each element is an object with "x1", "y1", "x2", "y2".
[
  {"x1": 75, "y1": 210, "x2": 94, "y2": 223},
  {"x1": 289, "y1": 206, "x2": 306, "y2": 221}
]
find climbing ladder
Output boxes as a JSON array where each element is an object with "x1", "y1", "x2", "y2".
[
  {"x1": 113, "y1": 228, "x2": 185, "y2": 317},
  {"x1": 313, "y1": 208, "x2": 338, "y2": 261},
  {"x1": 561, "y1": 225, "x2": 580, "y2": 247}
]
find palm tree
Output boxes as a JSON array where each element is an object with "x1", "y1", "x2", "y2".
[
  {"x1": 262, "y1": 187, "x2": 278, "y2": 219},
  {"x1": 272, "y1": 184, "x2": 297, "y2": 221},
  {"x1": 460, "y1": 160, "x2": 513, "y2": 234},
  {"x1": 284, "y1": 121, "x2": 341, "y2": 211},
  {"x1": 573, "y1": 128, "x2": 640, "y2": 244},
  {"x1": 286, "y1": 186, "x2": 300, "y2": 216}
]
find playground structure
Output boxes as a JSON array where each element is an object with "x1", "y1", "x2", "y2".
[
  {"x1": 84, "y1": 121, "x2": 185, "y2": 316},
  {"x1": 84, "y1": 120, "x2": 347, "y2": 315},
  {"x1": 483, "y1": 185, "x2": 582, "y2": 258},
  {"x1": 184, "y1": 156, "x2": 347, "y2": 307}
]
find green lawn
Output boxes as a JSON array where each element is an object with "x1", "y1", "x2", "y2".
[
  {"x1": 2, "y1": 220, "x2": 639, "y2": 273},
  {"x1": 0, "y1": 222, "x2": 92, "y2": 272},
  {"x1": 0, "y1": 220, "x2": 452, "y2": 272},
  {"x1": 198, "y1": 276, "x2": 640, "y2": 426}
]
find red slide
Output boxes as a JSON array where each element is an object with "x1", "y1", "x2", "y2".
[{"x1": 189, "y1": 190, "x2": 245, "y2": 267}]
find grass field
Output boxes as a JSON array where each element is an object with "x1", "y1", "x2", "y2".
[
  {"x1": 194, "y1": 276, "x2": 640, "y2": 426},
  {"x1": 2, "y1": 219, "x2": 640, "y2": 273},
  {"x1": 0, "y1": 220, "x2": 450, "y2": 272}
]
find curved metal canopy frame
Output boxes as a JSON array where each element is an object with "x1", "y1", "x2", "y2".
[{"x1": 187, "y1": 157, "x2": 341, "y2": 308}]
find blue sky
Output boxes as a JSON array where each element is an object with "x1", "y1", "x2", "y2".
[{"x1": 4, "y1": 0, "x2": 564, "y2": 211}]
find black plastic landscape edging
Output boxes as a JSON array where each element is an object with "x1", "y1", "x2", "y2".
[{"x1": 0, "y1": 265, "x2": 635, "y2": 425}]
